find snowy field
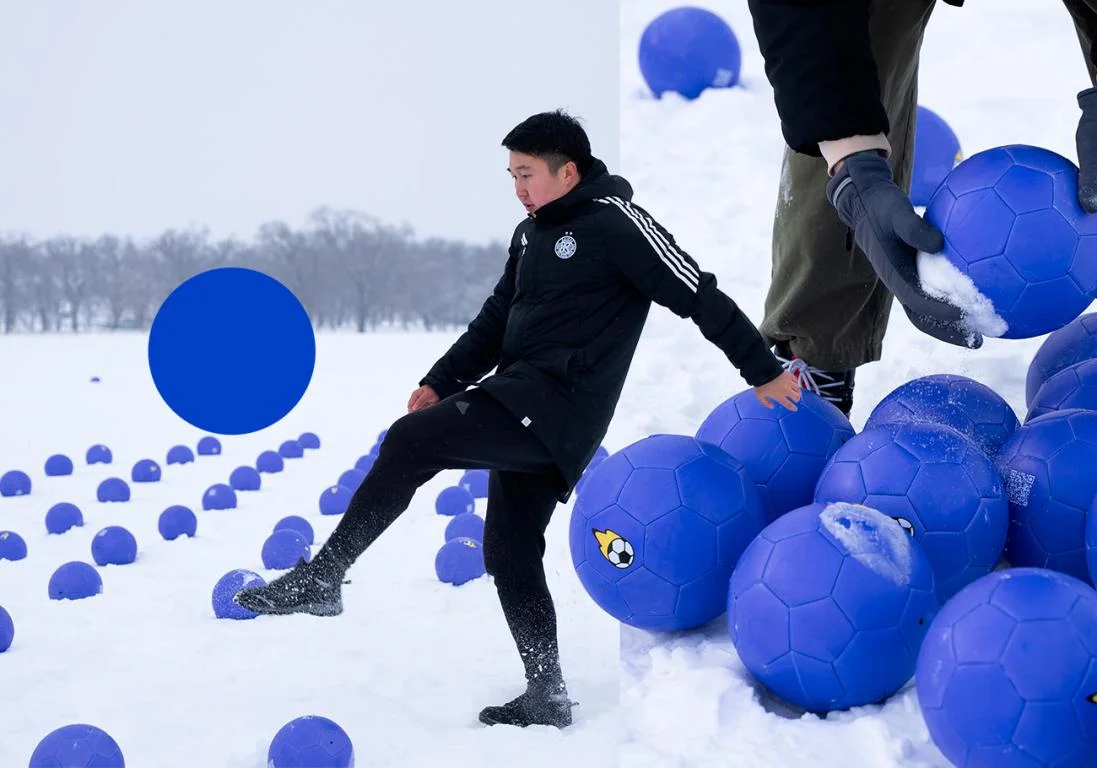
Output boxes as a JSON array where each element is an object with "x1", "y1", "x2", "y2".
[
  {"x1": 0, "y1": 332, "x2": 620, "y2": 766},
  {"x1": 616, "y1": 1, "x2": 1094, "y2": 767}
]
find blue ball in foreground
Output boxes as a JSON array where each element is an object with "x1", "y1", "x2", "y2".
[
  {"x1": 916, "y1": 568, "x2": 1097, "y2": 767},
  {"x1": 570, "y1": 433, "x2": 766, "y2": 631},
  {"x1": 268, "y1": 715, "x2": 354, "y2": 768},
  {"x1": 148, "y1": 267, "x2": 315, "y2": 435},
  {"x1": 213, "y1": 569, "x2": 265, "y2": 619},
  {"x1": 729, "y1": 502, "x2": 938, "y2": 713},
  {"x1": 159, "y1": 505, "x2": 197, "y2": 540},
  {"x1": 49, "y1": 561, "x2": 103, "y2": 601},
  {"x1": 638, "y1": 6, "x2": 741, "y2": 99},
  {"x1": 46, "y1": 502, "x2": 84, "y2": 534},
  {"x1": 29, "y1": 724, "x2": 125, "y2": 768},
  {"x1": 435, "y1": 537, "x2": 486, "y2": 586},
  {"x1": 0, "y1": 531, "x2": 27, "y2": 560},
  {"x1": 0, "y1": 469, "x2": 30, "y2": 497}
]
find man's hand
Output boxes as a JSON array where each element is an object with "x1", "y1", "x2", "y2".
[
  {"x1": 1077, "y1": 86, "x2": 1097, "y2": 213},
  {"x1": 754, "y1": 371, "x2": 802, "y2": 412},
  {"x1": 827, "y1": 150, "x2": 982, "y2": 350},
  {"x1": 407, "y1": 384, "x2": 439, "y2": 412}
]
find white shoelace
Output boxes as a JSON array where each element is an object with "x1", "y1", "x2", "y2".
[{"x1": 774, "y1": 352, "x2": 847, "y2": 401}]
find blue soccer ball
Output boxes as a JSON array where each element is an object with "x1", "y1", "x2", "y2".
[
  {"x1": 459, "y1": 469, "x2": 490, "y2": 499},
  {"x1": 49, "y1": 561, "x2": 103, "y2": 601},
  {"x1": 638, "y1": 6, "x2": 741, "y2": 99},
  {"x1": 570, "y1": 433, "x2": 766, "y2": 631},
  {"x1": 0, "y1": 605, "x2": 13, "y2": 653},
  {"x1": 166, "y1": 444, "x2": 195, "y2": 465},
  {"x1": 1026, "y1": 358, "x2": 1097, "y2": 423},
  {"x1": 29, "y1": 724, "x2": 125, "y2": 768},
  {"x1": 44, "y1": 453, "x2": 74, "y2": 477},
  {"x1": 435, "y1": 485, "x2": 475, "y2": 517},
  {"x1": 0, "y1": 469, "x2": 31, "y2": 497},
  {"x1": 319, "y1": 484, "x2": 352, "y2": 516},
  {"x1": 445, "y1": 512, "x2": 485, "y2": 543},
  {"x1": 1026, "y1": 312, "x2": 1097, "y2": 408},
  {"x1": 257, "y1": 450, "x2": 284, "y2": 473},
  {"x1": 916, "y1": 568, "x2": 1097, "y2": 767},
  {"x1": 922, "y1": 145, "x2": 1097, "y2": 340},
  {"x1": 864, "y1": 373, "x2": 1019, "y2": 458},
  {"x1": 911, "y1": 106, "x2": 962, "y2": 206},
  {"x1": 268, "y1": 715, "x2": 354, "y2": 768},
  {"x1": 202, "y1": 483, "x2": 237, "y2": 510},
  {"x1": 435, "y1": 537, "x2": 486, "y2": 586},
  {"x1": 814, "y1": 421, "x2": 1008, "y2": 600},
  {"x1": 91, "y1": 526, "x2": 137, "y2": 566},
  {"x1": 159, "y1": 505, "x2": 197, "y2": 540},
  {"x1": 729, "y1": 501, "x2": 938, "y2": 713},
  {"x1": 696, "y1": 389, "x2": 855, "y2": 523},
  {"x1": 274, "y1": 515, "x2": 314, "y2": 546},
  {"x1": 998, "y1": 408, "x2": 1097, "y2": 583},
  {"x1": 0, "y1": 531, "x2": 27, "y2": 560},
  {"x1": 263, "y1": 529, "x2": 311, "y2": 570},
  {"x1": 213, "y1": 569, "x2": 265, "y2": 620}
]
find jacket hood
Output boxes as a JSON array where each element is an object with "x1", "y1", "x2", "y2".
[{"x1": 532, "y1": 157, "x2": 633, "y2": 226}]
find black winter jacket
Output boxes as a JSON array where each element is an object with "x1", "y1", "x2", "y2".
[{"x1": 420, "y1": 158, "x2": 783, "y2": 502}]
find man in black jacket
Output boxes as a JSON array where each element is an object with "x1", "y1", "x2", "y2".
[
  {"x1": 234, "y1": 110, "x2": 801, "y2": 729},
  {"x1": 747, "y1": 0, "x2": 1097, "y2": 415}
]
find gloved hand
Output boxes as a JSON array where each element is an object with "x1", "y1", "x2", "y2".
[
  {"x1": 826, "y1": 150, "x2": 982, "y2": 349},
  {"x1": 1077, "y1": 86, "x2": 1097, "y2": 213}
]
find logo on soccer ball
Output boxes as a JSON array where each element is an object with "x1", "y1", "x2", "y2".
[
  {"x1": 893, "y1": 516, "x2": 915, "y2": 537},
  {"x1": 555, "y1": 233, "x2": 577, "y2": 259},
  {"x1": 593, "y1": 528, "x2": 634, "y2": 569}
]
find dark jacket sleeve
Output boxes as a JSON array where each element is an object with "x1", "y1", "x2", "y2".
[
  {"x1": 419, "y1": 240, "x2": 517, "y2": 399},
  {"x1": 598, "y1": 199, "x2": 784, "y2": 388},
  {"x1": 746, "y1": 0, "x2": 886, "y2": 156}
]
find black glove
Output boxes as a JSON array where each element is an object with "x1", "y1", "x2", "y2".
[
  {"x1": 1077, "y1": 86, "x2": 1097, "y2": 213},
  {"x1": 826, "y1": 150, "x2": 982, "y2": 350}
]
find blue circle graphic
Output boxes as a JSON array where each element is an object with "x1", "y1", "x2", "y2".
[{"x1": 148, "y1": 267, "x2": 315, "y2": 434}]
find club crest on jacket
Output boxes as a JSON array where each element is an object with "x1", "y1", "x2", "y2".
[{"x1": 555, "y1": 233, "x2": 577, "y2": 259}]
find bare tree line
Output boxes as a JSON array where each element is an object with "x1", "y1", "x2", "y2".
[{"x1": 0, "y1": 207, "x2": 508, "y2": 333}]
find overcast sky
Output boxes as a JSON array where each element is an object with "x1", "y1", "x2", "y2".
[{"x1": 0, "y1": 1, "x2": 620, "y2": 245}]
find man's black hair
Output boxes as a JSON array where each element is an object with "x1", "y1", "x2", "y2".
[{"x1": 502, "y1": 109, "x2": 594, "y2": 175}]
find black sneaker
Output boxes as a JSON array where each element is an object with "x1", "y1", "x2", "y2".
[
  {"x1": 773, "y1": 341, "x2": 856, "y2": 417},
  {"x1": 233, "y1": 557, "x2": 343, "y2": 617},
  {"x1": 478, "y1": 681, "x2": 576, "y2": 728}
]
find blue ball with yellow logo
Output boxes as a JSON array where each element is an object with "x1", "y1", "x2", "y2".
[
  {"x1": 568, "y1": 433, "x2": 765, "y2": 631},
  {"x1": 916, "y1": 567, "x2": 1097, "y2": 766}
]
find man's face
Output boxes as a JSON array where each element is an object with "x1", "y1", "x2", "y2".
[{"x1": 508, "y1": 151, "x2": 577, "y2": 214}]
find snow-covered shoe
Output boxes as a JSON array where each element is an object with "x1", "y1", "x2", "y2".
[
  {"x1": 478, "y1": 682, "x2": 576, "y2": 728},
  {"x1": 233, "y1": 557, "x2": 343, "y2": 617},
  {"x1": 774, "y1": 341, "x2": 856, "y2": 417}
]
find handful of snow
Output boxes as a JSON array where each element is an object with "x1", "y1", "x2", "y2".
[
  {"x1": 917, "y1": 251, "x2": 1009, "y2": 339},
  {"x1": 819, "y1": 502, "x2": 914, "y2": 586}
]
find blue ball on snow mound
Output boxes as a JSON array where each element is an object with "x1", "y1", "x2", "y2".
[
  {"x1": 916, "y1": 568, "x2": 1097, "y2": 767},
  {"x1": 49, "y1": 561, "x2": 103, "y2": 601},
  {"x1": 203, "y1": 483, "x2": 237, "y2": 510},
  {"x1": 0, "y1": 469, "x2": 31, "y2": 497},
  {"x1": 814, "y1": 421, "x2": 1008, "y2": 601},
  {"x1": 213, "y1": 569, "x2": 266, "y2": 619},
  {"x1": 1025, "y1": 311, "x2": 1097, "y2": 408},
  {"x1": 29, "y1": 724, "x2": 125, "y2": 768},
  {"x1": 729, "y1": 501, "x2": 939, "y2": 714},
  {"x1": 0, "y1": 605, "x2": 13, "y2": 653},
  {"x1": 44, "y1": 453, "x2": 74, "y2": 477},
  {"x1": 435, "y1": 537, "x2": 486, "y2": 586},
  {"x1": 435, "y1": 485, "x2": 475, "y2": 517},
  {"x1": 263, "y1": 529, "x2": 311, "y2": 570},
  {"x1": 92, "y1": 526, "x2": 137, "y2": 566},
  {"x1": 921, "y1": 144, "x2": 1097, "y2": 340},
  {"x1": 570, "y1": 433, "x2": 766, "y2": 631},
  {"x1": 268, "y1": 715, "x2": 354, "y2": 768},
  {"x1": 167, "y1": 444, "x2": 195, "y2": 465},
  {"x1": 695, "y1": 388, "x2": 855, "y2": 523},
  {"x1": 46, "y1": 502, "x2": 84, "y2": 535},
  {"x1": 159, "y1": 505, "x2": 197, "y2": 540},
  {"x1": 638, "y1": 6, "x2": 741, "y2": 100},
  {"x1": 131, "y1": 458, "x2": 161, "y2": 483},
  {"x1": 864, "y1": 373, "x2": 1019, "y2": 458},
  {"x1": 1026, "y1": 357, "x2": 1097, "y2": 423},
  {"x1": 0, "y1": 531, "x2": 27, "y2": 560},
  {"x1": 97, "y1": 477, "x2": 130, "y2": 503}
]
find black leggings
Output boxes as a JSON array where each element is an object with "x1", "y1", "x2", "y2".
[{"x1": 318, "y1": 387, "x2": 567, "y2": 686}]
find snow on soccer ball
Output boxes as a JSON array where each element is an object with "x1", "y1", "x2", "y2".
[
  {"x1": 159, "y1": 505, "x2": 197, "y2": 540},
  {"x1": 298, "y1": 431, "x2": 321, "y2": 450},
  {"x1": 435, "y1": 485, "x2": 475, "y2": 517},
  {"x1": 229, "y1": 465, "x2": 262, "y2": 491},
  {"x1": 202, "y1": 483, "x2": 237, "y2": 510},
  {"x1": 444, "y1": 512, "x2": 485, "y2": 543},
  {"x1": 197, "y1": 436, "x2": 221, "y2": 456},
  {"x1": 0, "y1": 531, "x2": 27, "y2": 560},
  {"x1": 864, "y1": 373, "x2": 1019, "y2": 458},
  {"x1": 337, "y1": 468, "x2": 366, "y2": 492},
  {"x1": 1026, "y1": 312, "x2": 1097, "y2": 408},
  {"x1": 85, "y1": 444, "x2": 112, "y2": 464},
  {"x1": 998, "y1": 408, "x2": 1097, "y2": 583},
  {"x1": 28, "y1": 724, "x2": 125, "y2": 768},
  {"x1": 0, "y1": 469, "x2": 30, "y2": 497},
  {"x1": 274, "y1": 515, "x2": 315, "y2": 546},
  {"x1": 1026, "y1": 358, "x2": 1097, "y2": 422},
  {"x1": 96, "y1": 477, "x2": 130, "y2": 503},
  {"x1": 911, "y1": 106, "x2": 962, "y2": 206},
  {"x1": 166, "y1": 444, "x2": 195, "y2": 465},
  {"x1": 459, "y1": 469, "x2": 490, "y2": 499},
  {"x1": 920, "y1": 145, "x2": 1097, "y2": 340},
  {"x1": 263, "y1": 529, "x2": 311, "y2": 570},
  {"x1": 92, "y1": 526, "x2": 137, "y2": 566},
  {"x1": 569, "y1": 433, "x2": 766, "y2": 631},
  {"x1": 268, "y1": 715, "x2": 354, "y2": 768},
  {"x1": 279, "y1": 439, "x2": 304, "y2": 459},
  {"x1": 131, "y1": 458, "x2": 161, "y2": 483},
  {"x1": 695, "y1": 388, "x2": 855, "y2": 523},
  {"x1": 48, "y1": 561, "x2": 103, "y2": 601},
  {"x1": 435, "y1": 536, "x2": 486, "y2": 586},
  {"x1": 44, "y1": 453, "x2": 74, "y2": 477},
  {"x1": 916, "y1": 568, "x2": 1097, "y2": 766},
  {"x1": 638, "y1": 6, "x2": 741, "y2": 99},
  {"x1": 319, "y1": 484, "x2": 352, "y2": 515},
  {"x1": 257, "y1": 450, "x2": 284, "y2": 473},
  {"x1": 0, "y1": 605, "x2": 12, "y2": 653},
  {"x1": 213, "y1": 569, "x2": 265, "y2": 620},
  {"x1": 814, "y1": 421, "x2": 1008, "y2": 600},
  {"x1": 45, "y1": 502, "x2": 84, "y2": 535},
  {"x1": 729, "y1": 502, "x2": 939, "y2": 713}
]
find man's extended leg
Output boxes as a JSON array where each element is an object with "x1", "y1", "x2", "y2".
[
  {"x1": 234, "y1": 387, "x2": 559, "y2": 617},
  {"x1": 478, "y1": 469, "x2": 573, "y2": 728},
  {"x1": 760, "y1": 0, "x2": 937, "y2": 376}
]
